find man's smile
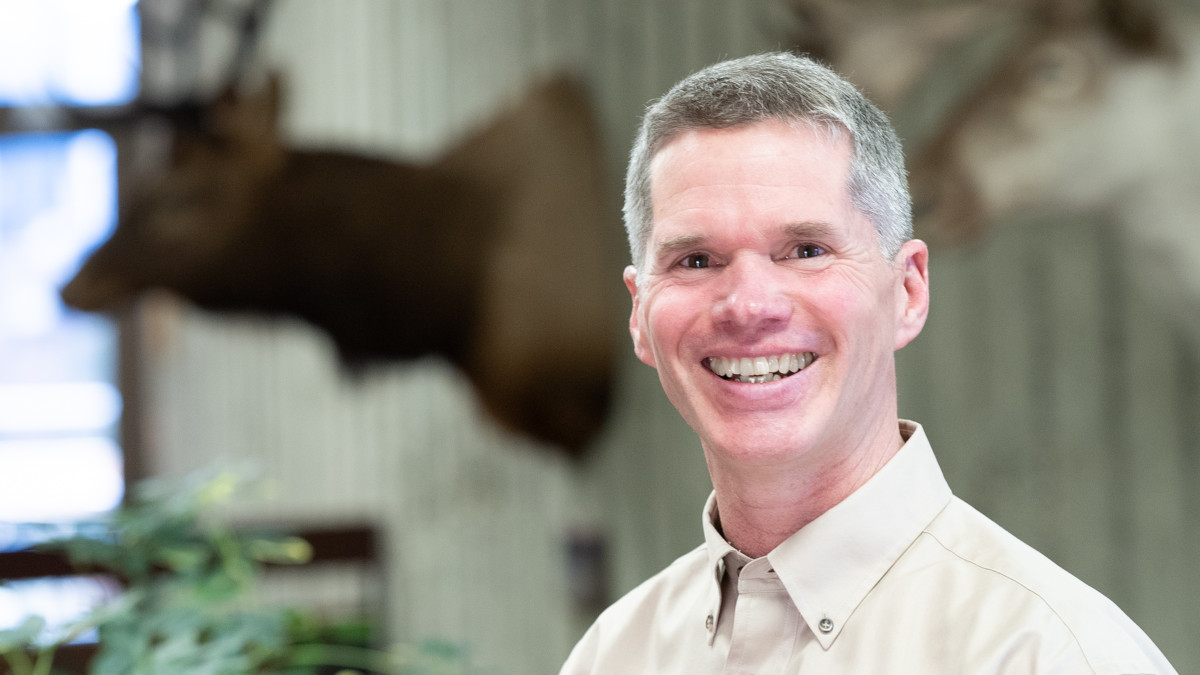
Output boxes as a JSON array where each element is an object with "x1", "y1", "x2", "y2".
[{"x1": 704, "y1": 352, "x2": 817, "y2": 384}]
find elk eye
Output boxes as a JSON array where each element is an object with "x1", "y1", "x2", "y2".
[{"x1": 680, "y1": 253, "x2": 710, "y2": 269}]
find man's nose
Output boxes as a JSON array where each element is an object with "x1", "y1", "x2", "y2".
[{"x1": 711, "y1": 258, "x2": 792, "y2": 332}]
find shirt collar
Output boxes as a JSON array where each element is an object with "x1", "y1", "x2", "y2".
[
  {"x1": 700, "y1": 421, "x2": 953, "y2": 649},
  {"x1": 700, "y1": 491, "x2": 736, "y2": 644},
  {"x1": 702, "y1": 491, "x2": 737, "y2": 571}
]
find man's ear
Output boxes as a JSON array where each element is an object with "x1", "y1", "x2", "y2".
[
  {"x1": 893, "y1": 239, "x2": 930, "y2": 350},
  {"x1": 624, "y1": 265, "x2": 656, "y2": 367}
]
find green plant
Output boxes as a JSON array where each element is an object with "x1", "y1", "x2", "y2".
[{"x1": 0, "y1": 469, "x2": 472, "y2": 675}]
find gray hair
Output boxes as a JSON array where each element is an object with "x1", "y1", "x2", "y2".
[{"x1": 624, "y1": 52, "x2": 912, "y2": 273}]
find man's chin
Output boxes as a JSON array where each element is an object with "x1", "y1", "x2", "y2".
[{"x1": 697, "y1": 421, "x2": 821, "y2": 463}]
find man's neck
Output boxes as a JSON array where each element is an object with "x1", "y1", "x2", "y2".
[{"x1": 706, "y1": 421, "x2": 906, "y2": 559}]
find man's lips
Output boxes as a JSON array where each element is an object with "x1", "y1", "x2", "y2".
[{"x1": 704, "y1": 352, "x2": 817, "y2": 383}]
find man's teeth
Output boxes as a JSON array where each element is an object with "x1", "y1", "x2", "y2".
[{"x1": 706, "y1": 352, "x2": 816, "y2": 383}]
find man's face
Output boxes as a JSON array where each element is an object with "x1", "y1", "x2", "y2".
[{"x1": 625, "y1": 120, "x2": 928, "y2": 468}]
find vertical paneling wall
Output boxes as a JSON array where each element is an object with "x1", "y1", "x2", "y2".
[{"x1": 134, "y1": 1, "x2": 1199, "y2": 672}]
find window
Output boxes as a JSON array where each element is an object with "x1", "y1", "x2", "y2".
[
  {"x1": 0, "y1": 0, "x2": 140, "y2": 107},
  {"x1": 0, "y1": 0, "x2": 140, "y2": 643},
  {"x1": 0, "y1": 131, "x2": 124, "y2": 547}
]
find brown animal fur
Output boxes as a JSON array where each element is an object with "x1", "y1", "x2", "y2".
[{"x1": 61, "y1": 76, "x2": 618, "y2": 456}]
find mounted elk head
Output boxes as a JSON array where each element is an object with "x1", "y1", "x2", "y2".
[{"x1": 61, "y1": 75, "x2": 619, "y2": 457}]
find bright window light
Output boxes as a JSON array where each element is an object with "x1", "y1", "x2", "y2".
[
  {"x1": 0, "y1": 382, "x2": 122, "y2": 435},
  {"x1": 0, "y1": 0, "x2": 140, "y2": 106},
  {"x1": 0, "y1": 130, "x2": 117, "y2": 340},
  {"x1": 0, "y1": 576, "x2": 119, "y2": 645},
  {"x1": 0, "y1": 0, "x2": 137, "y2": 642},
  {"x1": 0, "y1": 438, "x2": 124, "y2": 521},
  {"x1": 0, "y1": 131, "x2": 124, "y2": 525}
]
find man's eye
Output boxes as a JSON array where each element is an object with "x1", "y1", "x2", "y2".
[
  {"x1": 791, "y1": 244, "x2": 825, "y2": 259},
  {"x1": 680, "y1": 253, "x2": 710, "y2": 269}
]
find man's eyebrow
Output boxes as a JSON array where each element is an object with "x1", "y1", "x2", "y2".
[
  {"x1": 783, "y1": 221, "x2": 839, "y2": 240},
  {"x1": 651, "y1": 222, "x2": 840, "y2": 261},
  {"x1": 652, "y1": 234, "x2": 707, "y2": 260}
]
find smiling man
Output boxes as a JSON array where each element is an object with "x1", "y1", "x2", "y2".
[{"x1": 560, "y1": 53, "x2": 1175, "y2": 674}]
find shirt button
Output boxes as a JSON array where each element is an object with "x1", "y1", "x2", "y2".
[
  {"x1": 818, "y1": 617, "x2": 834, "y2": 633},
  {"x1": 705, "y1": 614, "x2": 714, "y2": 632}
]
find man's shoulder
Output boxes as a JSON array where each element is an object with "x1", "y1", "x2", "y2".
[
  {"x1": 920, "y1": 497, "x2": 1116, "y2": 608},
  {"x1": 903, "y1": 496, "x2": 1174, "y2": 674}
]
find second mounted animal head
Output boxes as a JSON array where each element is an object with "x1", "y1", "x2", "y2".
[
  {"x1": 910, "y1": 0, "x2": 1187, "y2": 243},
  {"x1": 788, "y1": 0, "x2": 1190, "y2": 244}
]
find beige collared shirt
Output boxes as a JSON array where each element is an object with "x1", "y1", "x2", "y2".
[{"x1": 560, "y1": 422, "x2": 1175, "y2": 674}]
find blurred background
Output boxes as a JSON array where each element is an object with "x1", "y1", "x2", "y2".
[{"x1": 1, "y1": 0, "x2": 1198, "y2": 672}]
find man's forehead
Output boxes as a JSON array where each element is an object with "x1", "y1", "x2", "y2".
[
  {"x1": 647, "y1": 123, "x2": 854, "y2": 223},
  {"x1": 648, "y1": 122, "x2": 854, "y2": 195}
]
